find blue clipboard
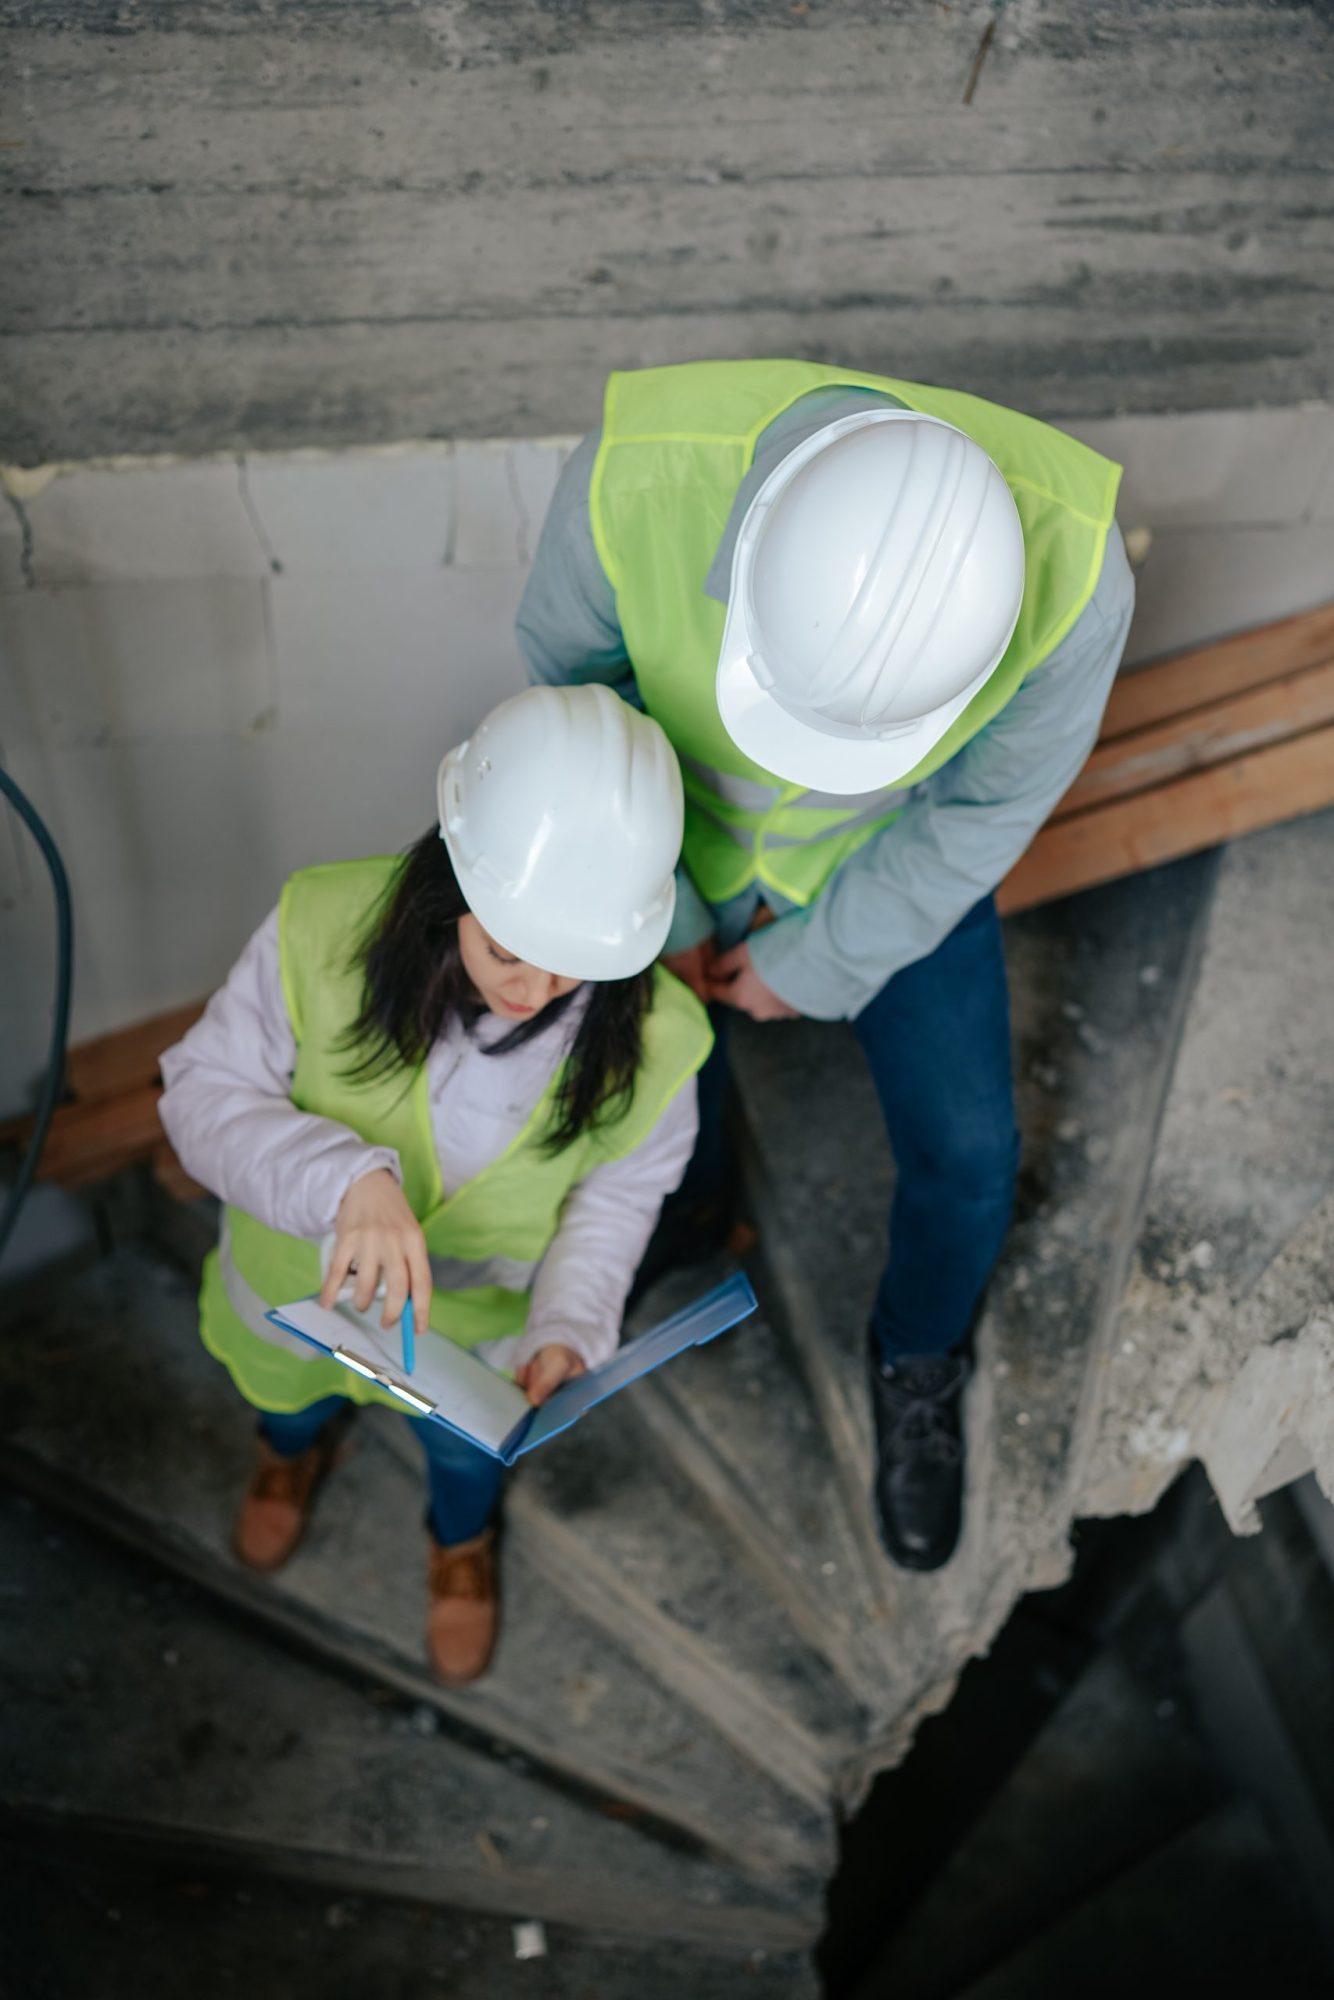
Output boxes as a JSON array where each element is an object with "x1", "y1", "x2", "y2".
[{"x1": 265, "y1": 1271, "x2": 757, "y2": 1465}]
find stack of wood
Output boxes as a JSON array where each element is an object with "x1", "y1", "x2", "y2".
[
  {"x1": 998, "y1": 599, "x2": 1334, "y2": 912},
  {"x1": 3, "y1": 600, "x2": 1333, "y2": 1199},
  {"x1": 0, "y1": 1000, "x2": 205, "y2": 1202}
]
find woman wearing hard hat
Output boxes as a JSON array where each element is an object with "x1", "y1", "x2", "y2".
[
  {"x1": 519, "y1": 359, "x2": 1135, "y2": 1577},
  {"x1": 159, "y1": 683, "x2": 709, "y2": 1685}
]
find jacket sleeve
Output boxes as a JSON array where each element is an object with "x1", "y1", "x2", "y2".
[
  {"x1": 515, "y1": 429, "x2": 638, "y2": 698},
  {"x1": 749, "y1": 528, "x2": 1136, "y2": 1022},
  {"x1": 662, "y1": 864, "x2": 717, "y2": 956},
  {"x1": 517, "y1": 431, "x2": 718, "y2": 943},
  {"x1": 514, "y1": 1077, "x2": 700, "y2": 1372},
  {"x1": 158, "y1": 909, "x2": 401, "y2": 1241}
]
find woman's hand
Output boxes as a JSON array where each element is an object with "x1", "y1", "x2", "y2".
[
  {"x1": 515, "y1": 1343, "x2": 587, "y2": 1407},
  {"x1": 320, "y1": 1168, "x2": 432, "y2": 1332}
]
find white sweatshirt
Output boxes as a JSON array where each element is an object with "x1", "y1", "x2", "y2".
[{"x1": 159, "y1": 910, "x2": 698, "y2": 1374}]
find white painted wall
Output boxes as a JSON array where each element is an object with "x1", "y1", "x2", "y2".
[
  {"x1": 2, "y1": 405, "x2": 1332, "y2": 1136},
  {"x1": 0, "y1": 440, "x2": 563, "y2": 1122}
]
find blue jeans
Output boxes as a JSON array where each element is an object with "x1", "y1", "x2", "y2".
[
  {"x1": 854, "y1": 893, "x2": 1019, "y2": 1361},
  {"x1": 681, "y1": 893, "x2": 1018, "y2": 1363},
  {"x1": 259, "y1": 1396, "x2": 506, "y2": 1545},
  {"x1": 678, "y1": 1005, "x2": 735, "y2": 1208}
]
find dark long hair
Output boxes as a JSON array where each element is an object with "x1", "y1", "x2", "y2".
[{"x1": 340, "y1": 831, "x2": 653, "y2": 1152}]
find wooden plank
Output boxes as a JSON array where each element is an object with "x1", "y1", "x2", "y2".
[
  {"x1": 149, "y1": 1142, "x2": 207, "y2": 1205},
  {"x1": 1101, "y1": 604, "x2": 1334, "y2": 742},
  {"x1": 55, "y1": 1144, "x2": 159, "y2": 1192},
  {"x1": 1058, "y1": 659, "x2": 1334, "y2": 820},
  {"x1": 30, "y1": 1086, "x2": 165, "y2": 1186},
  {"x1": 64, "y1": 1000, "x2": 205, "y2": 1105},
  {"x1": 998, "y1": 727, "x2": 1334, "y2": 916}
]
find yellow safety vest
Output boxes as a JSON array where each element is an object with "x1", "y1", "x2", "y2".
[
  {"x1": 590, "y1": 359, "x2": 1122, "y2": 906},
  {"x1": 200, "y1": 857, "x2": 712, "y2": 1414}
]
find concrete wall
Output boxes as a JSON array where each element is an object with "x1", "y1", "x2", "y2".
[
  {"x1": 0, "y1": 439, "x2": 562, "y2": 1118},
  {"x1": 4, "y1": 399, "x2": 1333, "y2": 1128},
  {"x1": 3, "y1": 1, "x2": 1333, "y2": 464}
]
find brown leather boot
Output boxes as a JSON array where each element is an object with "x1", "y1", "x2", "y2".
[
  {"x1": 233, "y1": 1431, "x2": 342, "y2": 1573},
  {"x1": 426, "y1": 1527, "x2": 499, "y2": 1686}
]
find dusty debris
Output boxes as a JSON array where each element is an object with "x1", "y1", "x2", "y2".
[{"x1": 512, "y1": 1920, "x2": 548, "y2": 1960}]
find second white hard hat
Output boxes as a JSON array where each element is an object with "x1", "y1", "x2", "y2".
[
  {"x1": 437, "y1": 682, "x2": 682, "y2": 982},
  {"x1": 716, "y1": 411, "x2": 1026, "y2": 794}
]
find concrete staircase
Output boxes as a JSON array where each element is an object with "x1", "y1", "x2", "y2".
[
  {"x1": 2, "y1": 812, "x2": 1331, "y2": 1995},
  {"x1": 853, "y1": 1464, "x2": 1334, "y2": 1998}
]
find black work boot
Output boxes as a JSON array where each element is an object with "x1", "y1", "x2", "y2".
[{"x1": 867, "y1": 1336, "x2": 968, "y2": 1572}]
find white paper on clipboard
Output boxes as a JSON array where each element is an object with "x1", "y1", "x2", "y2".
[
  {"x1": 266, "y1": 1295, "x2": 529, "y2": 1452},
  {"x1": 266, "y1": 1271, "x2": 758, "y2": 1463}
]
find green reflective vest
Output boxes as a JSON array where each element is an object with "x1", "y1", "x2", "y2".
[
  {"x1": 589, "y1": 359, "x2": 1122, "y2": 907},
  {"x1": 200, "y1": 857, "x2": 712, "y2": 1415}
]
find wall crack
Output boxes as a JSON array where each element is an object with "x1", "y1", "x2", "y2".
[
  {"x1": 4, "y1": 487, "x2": 37, "y2": 590},
  {"x1": 235, "y1": 456, "x2": 283, "y2": 574},
  {"x1": 505, "y1": 449, "x2": 532, "y2": 566}
]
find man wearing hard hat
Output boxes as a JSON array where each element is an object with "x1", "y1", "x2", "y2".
[{"x1": 517, "y1": 361, "x2": 1132, "y2": 1574}]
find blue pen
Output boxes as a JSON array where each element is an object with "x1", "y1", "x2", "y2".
[{"x1": 401, "y1": 1296, "x2": 416, "y2": 1377}]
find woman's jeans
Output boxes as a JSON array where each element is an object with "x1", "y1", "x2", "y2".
[{"x1": 259, "y1": 1395, "x2": 505, "y2": 1545}]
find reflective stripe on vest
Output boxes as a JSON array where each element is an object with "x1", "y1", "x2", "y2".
[
  {"x1": 679, "y1": 752, "x2": 919, "y2": 857},
  {"x1": 680, "y1": 752, "x2": 917, "y2": 819},
  {"x1": 591, "y1": 359, "x2": 1122, "y2": 908},
  {"x1": 199, "y1": 856, "x2": 712, "y2": 1416}
]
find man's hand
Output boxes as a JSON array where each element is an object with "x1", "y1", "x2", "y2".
[
  {"x1": 662, "y1": 938, "x2": 717, "y2": 1005},
  {"x1": 705, "y1": 942, "x2": 801, "y2": 1021},
  {"x1": 321, "y1": 1167, "x2": 433, "y2": 1332},
  {"x1": 515, "y1": 1343, "x2": 587, "y2": 1407}
]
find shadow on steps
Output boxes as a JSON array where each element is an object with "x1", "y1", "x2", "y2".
[{"x1": 821, "y1": 1467, "x2": 1334, "y2": 2000}]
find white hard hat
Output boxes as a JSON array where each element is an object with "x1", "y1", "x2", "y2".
[
  {"x1": 437, "y1": 683, "x2": 682, "y2": 982},
  {"x1": 717, "y1": 410, "x2": 1026, "y2": 794}
]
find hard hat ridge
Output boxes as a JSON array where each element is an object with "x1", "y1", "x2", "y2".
[
  {"x1": 856, "y1": 428, "x2": 994, "y2": 731},
  {"x1": 716, "y1": 408, "x2": 1026, "y2": 793}
]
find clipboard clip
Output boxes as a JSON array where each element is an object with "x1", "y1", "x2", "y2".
[{"x1": 334, "y1": 1346, "x2": 437, "y2": 1418}]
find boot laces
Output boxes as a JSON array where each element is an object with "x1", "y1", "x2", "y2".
[
  {"x1": 430, "y1": 1538, "x2": 494, "y2": 1603},
  {"x1": 879, "y1": 1357, "x2": 966, "y2": 1463}
]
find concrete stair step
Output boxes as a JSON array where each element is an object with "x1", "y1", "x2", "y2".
[
  {"x1": 1075, "y1": 811, "x2": 1334, "y2": 1528},
  {"x1": 159, "y1": 1205, "x2": 860, "y2": 1809},
  {"x1": 0, "y1": 1486, "x2": 818, "y2": 1971},
  {"x1": 1220, "y1": 1485, "x2": 1334, "y2": 1857},
  {"x1": 728, "y1": 858, "x2": 1219, "y2": 1765},
  {"x1": 868, "y1": 1639, "x2": 1222, "y2": 1999},
  {"x1": 1179, "y1": 1537, "x2": 1334, "y2": 1955},
  {"x1": 0, "y1": 1246, "x2": 828, "y2": 1890},
  {"x1": 627, "y1": 1257, "x2": 905, "y2": 1714},
  {"x1": 953, "y1": 1801, "x2": 1332, "y2": 2000},
  {"x1": 498, "y1": 1408, "x2": 861, "y2": 1813},
  {"x1": 0, "y1": 1848, "x2": 819, "y2": 2000},
  {"x1": 728, "y1": 1014, "x2": 890, "y2": 1614}
]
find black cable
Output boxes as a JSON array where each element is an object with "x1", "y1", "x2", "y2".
[{"x1": 0, "y1": 764, "x2": 74, "y2": 1264}]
